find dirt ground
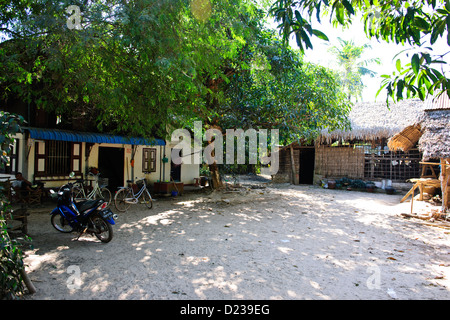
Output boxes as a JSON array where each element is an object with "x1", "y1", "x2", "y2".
[{"x1": 20, "y1": 176, "x2": 450, "y2": 300}]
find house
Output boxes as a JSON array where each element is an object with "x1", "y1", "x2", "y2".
[
  {"x1": 388, "y1": 94, "x2": 450, "y2": 210},
  {"x1": 0, "y1": 100, "x2": 199, "y2": 195},
  {"x1": 273, "y1": 99, "x2": 425, "y2": 190},
  {"x1": 4, "y1": 127, "x2": 199, "y2": 193}
]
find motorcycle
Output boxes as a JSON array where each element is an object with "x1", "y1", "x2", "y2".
[{"x1": 49, "y1": 174, "x2": 117, "y2": 243}]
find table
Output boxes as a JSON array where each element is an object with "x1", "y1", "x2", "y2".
[{"x1": 401, "y1": 178, "x2": 441, "y2": 203}]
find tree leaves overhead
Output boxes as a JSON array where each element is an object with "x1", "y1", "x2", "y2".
[
  {"x1": 269, "y1": 0, "x2": 450, "y2": 102},
  {"x1": 0, "y1": 0, "x2": 351, "y2": 143}
]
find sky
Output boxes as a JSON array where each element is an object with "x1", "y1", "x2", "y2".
[{"x1": 267, "y1": 13, "x2": 449, "y2": 103}]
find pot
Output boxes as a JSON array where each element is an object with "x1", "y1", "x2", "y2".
[
  {"x1": 366, "y1": 183, "x2": 375, "y2": 193},
  {"x1": 385, "y1": 186, "x2": 396, "y2": 195}
]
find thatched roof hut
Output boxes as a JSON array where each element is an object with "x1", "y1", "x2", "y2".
[
  {"x1": 388, "y1": 94, "x2": 450, "y2": 160},
  {"x1": 388, "y1": 94, "x2": 450, "y2": 211},
  {"x1": 320, "y1": 99, "x2": 424, "y2": 144},
  {"x1": 418, "y1": 110, "x2": 450, "y2": 160}
]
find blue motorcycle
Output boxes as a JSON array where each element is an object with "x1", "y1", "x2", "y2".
[{"x1": 50, "y1": 181, "x2": 117, "y2": 243}]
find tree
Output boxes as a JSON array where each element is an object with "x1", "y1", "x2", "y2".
[
  {"x1": 328, "y1": 37, "x2": 380, "y2": 101},
  {"x1": 0, "y1": 0, "x2": 351, "y2": 188},
  {"x1": 269, "y1": 0, "x2": 450, "y2": 102},
  {"x1": 185, "y1": 25, "x2": 351, "y2": 187}
]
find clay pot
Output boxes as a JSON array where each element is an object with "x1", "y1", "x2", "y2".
[{"x1": 328, "y1": 180, "x2": 336, "y2": 189}]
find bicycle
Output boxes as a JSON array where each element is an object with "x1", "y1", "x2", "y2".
[
  {"x1": 73, "y1": 172, "x2": 112, "y2": 205},
  {"x1": 114, "y1": 178, "x2": 153, "y2": 212}
]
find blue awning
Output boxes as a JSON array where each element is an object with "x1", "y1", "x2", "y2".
[{"x1": 25, "y1": 127, "x2": 165, "y2": 146}]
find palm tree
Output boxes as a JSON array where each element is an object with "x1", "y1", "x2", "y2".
[{"x1": 328, "y1": 37, "x2": 380, "y2": 101}]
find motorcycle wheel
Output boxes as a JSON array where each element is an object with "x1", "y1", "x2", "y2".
[
  {"x1": 114, "y1": 188, "x2": 132, "y2": 212},
  {"x1": 91, "y1": 214, "x2": 113, "y2": 243},
  {"x1": 51, "y1": 214, "x2": 74, "y2": 233}
]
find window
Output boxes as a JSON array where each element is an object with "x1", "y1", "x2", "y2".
[
  {"x1": 142, "y1": 148, "x2": 156, "y2": 173},
  {"x1": 35, "y1": 140, "x2": 82, "y2": 176},
  {"x1": 361, "y1": 145, "x2": 422, "y2": 181}
]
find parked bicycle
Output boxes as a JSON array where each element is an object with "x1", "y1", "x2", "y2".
[
  {"x1": 73, "y1": 172, "x2": 112, "y2": 206},
  {"x1": 114, "y1": 178, "x2": 153, "y2": 212}
]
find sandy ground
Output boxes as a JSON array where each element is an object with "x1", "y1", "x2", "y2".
[{"x1": 20, "y1": 176, "x2": 450, "y2": 300}]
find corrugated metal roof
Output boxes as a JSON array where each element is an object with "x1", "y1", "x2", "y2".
[
  {"x1": 25, "y1": 127, "x2": 165, "y2": 146},
  {"x1": 424, "y1": 93, "x2": 450, "y2": 111}
]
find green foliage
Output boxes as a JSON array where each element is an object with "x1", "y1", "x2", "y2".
[
  {"x1": 1, "y1": 0, "x2": 351, "y2": 142},
  {"x1": 269, "y1": 0, "x2": 450, "y2": 102},
  {"x1": 0, "y1": 112, "x2": 27, "y2": 299},
  {"x1": 1, "y1": 202, "x2": 26, "y2": 300}
]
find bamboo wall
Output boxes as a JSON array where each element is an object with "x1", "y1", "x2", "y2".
[
  {"x1": 314, "y1": 145, "x2": 365, "y2": 179},
  {"x1": 272, "y1": 147, "x2": 299, "y2": 183}
]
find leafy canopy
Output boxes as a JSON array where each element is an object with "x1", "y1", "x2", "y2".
[{"x1": 1, "y1": 0, "x2": 351, "y2": 142}]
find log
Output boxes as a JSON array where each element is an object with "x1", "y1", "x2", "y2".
[{"x1": 289, "y1": 144, "x2": 296, "y2": 185}]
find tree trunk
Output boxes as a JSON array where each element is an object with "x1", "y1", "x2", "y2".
[{"x1": 209, "y1": 161, "x2": 223, "y2": 189}]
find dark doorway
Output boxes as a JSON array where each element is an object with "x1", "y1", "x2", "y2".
[
  {"x1": 98, "y1": 147, "x2": 124, "y2": 192},
  {"x1": 171, "y1": 148, "x2": 181, "y2": 182},
  {"x1": 299, "y1": 147, "x2": 315, "y2": 184}
]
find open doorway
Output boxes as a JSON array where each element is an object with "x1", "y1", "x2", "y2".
[
  {"x1": 299, "y1": 147, "x2": 315, "y2": 184},
  {"x1": 98, "y1": 147, "x2": 124, "y2": 192},
  {"x1": 171, "y1": 148, "x2": 181, "y2": 182}
]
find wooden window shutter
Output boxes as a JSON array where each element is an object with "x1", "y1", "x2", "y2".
[
  {"x1": 142, "y1": 148, "x2": 149, "y2": 172},
  {"x1": 71, "y1": 143, "x2": 82, "y2": 174},
  {"x1": 35, "y1": 141, "x2": 46, "y2": 176},
  {"x1": 149, "y1": 149, "x2": 156, "y2": 172},
  {"x1": 142, "y1": 148, "x2": 157, "y2": 173}
]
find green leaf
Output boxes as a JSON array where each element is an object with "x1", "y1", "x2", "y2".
[
  {"x1": 411, "y1": 54, "x2": 420, "y2": 75},
  {"x1": 312, "y1": 29, "x2": 329, "y2": 41},
  {"x1": 396, "y1": 79, "x2": 404, "y2": 99},
  {"x1": 413, "y1": 17, "x2": 430, "y2": 31},
  {"x1": 342, "y1": 0, "x2": 355, "y2": 15},
  {"x1": 396, "y1": 59, "x2": 402, "y2": 72},
  {"x1": 447, "y1": 15, "x2": 450, "y2": 45},
  {"x1": 300, "y1": 30, "x2": 313, "y2": 49}
]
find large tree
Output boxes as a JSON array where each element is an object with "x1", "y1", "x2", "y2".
[{"x1": 1, "y1": 0, "x2": 351, "y2": 188}]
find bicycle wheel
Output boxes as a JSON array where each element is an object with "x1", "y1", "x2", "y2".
[
  {"x1": 114, "y1": 188, "x2": 132, "y2": 212},
  {"x1": 73, "y1": 186, "x2": 86, "y2": 201},
  {"x1": 141, "y1": 188, "x2": 153, "y2": 209},
  {"x1": 98, "y1": 187, "x2": 112, "y2": 206}
]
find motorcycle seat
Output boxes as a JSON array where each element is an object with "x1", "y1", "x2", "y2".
[{"x1": 77, "y1": 199, "x2": 103, "y2": 212}]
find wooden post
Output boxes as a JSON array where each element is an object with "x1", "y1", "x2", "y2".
[
  {"x1": 290, "y1": 144, "x2": 296, "y2": 185},
  {"x1": 442, "y1": 158, "x2": 449, "y2": 212}
]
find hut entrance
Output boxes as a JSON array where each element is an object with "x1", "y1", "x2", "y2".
[{"x1": 299, "y1": 147, "x2": 315, "y2": 184}]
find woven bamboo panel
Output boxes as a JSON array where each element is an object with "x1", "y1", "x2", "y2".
[{"x1": 315, "y1": 146, "x2": 364, "y2": 179}]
